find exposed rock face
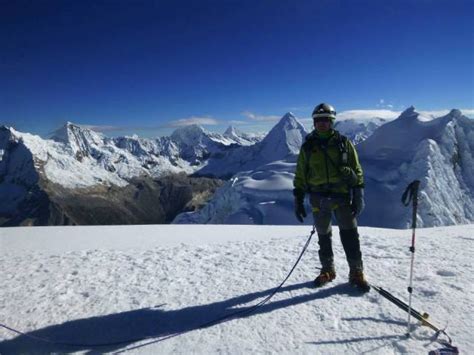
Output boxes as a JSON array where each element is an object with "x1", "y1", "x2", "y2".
[
  {"x1": 1, "y1": 173, "x2": 223, "y2": 226},
  {"x1": 0, "y1": 123, "x2": 239, "y2": 226}
]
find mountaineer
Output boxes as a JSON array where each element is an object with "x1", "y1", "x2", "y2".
[{"x1": 293, "y1": 103, "x2": 369, "y2": 291}]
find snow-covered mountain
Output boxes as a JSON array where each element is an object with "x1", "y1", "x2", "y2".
[
  {"x1": 2, "y1": 107, "x2": 472, "y2": 228},
  {"x1": 196, "y1": 112, "x2": 308, "y2": 178},
  {"x1": 223, "y1": 125, "x2": 264, "y2": 146},
  {"x1": 176, "y1": 107, "x2": 474, "y2": 228},
  {"x1": 334, "y1": 117, "x2": 389, "y2": 145},
  {"x1": 1, "y1": 223, "x2": 472, "y2": 353},
  {"x1": 0, "y1": 122, "x2": 252, "y2": 225},
  {"x1": 357, "y1": 106, "x2": 474, "y2": 228}
]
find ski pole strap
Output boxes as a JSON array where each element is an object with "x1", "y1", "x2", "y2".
[{"x1": 401, "y1": 180, "x2": 421, "y2": 207}]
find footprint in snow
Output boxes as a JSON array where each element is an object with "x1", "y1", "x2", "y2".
[
  {"x1": 418, "y1": 288, "x2": 438, "y2": 297},
  {"x1": 414, "y1": 276, "x2": 429, "y2": 281},
  {"x1": 448, "y1": 284, "x2": 463, "y2": 291},
  {"x1": 436, "y1": 270, "x2": 456, "y2": 277}
]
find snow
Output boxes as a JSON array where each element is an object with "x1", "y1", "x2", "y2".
[
  {"x1": 357, "y1": 107, "x2": 474, "y2": 227},
  {"x1": 334, "y1": 117, "x2": 388, "y2": 145},
  {"x1": 181, "y1": 107, "x2": 474, "y2": 228},
  {"x1": 196, "y1": 112, "x2": 308, "y2": 178},
  {"x1": 0, "y1": 122, "x2": 263, "y2": 191},
  {"x1": 223, "y1": 126, "x2": 262, "y2": 146},
  {"x1": 0, "y1": 224, "x2": 472, "y2": 354},
  {"x1": 176, "y1": 160, "x2": 297, "y2": 225}
]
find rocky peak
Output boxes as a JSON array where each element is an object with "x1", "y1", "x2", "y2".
[
  {"x1": 224, "y1": 125, "x2": 241, "y2": 137},
  {"x1": 170, "y1": 124, "x2": 208, "y2": 146},
  {"x1": 399, "y1": 106, "x2": 419, "y2": 120},
  {"x1": 49, "y1": 122, "x2": 105, "y2": 159}
]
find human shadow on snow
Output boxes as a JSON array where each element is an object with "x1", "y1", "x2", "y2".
[{"x1": 0, "y1": 281, "x2": 361, "y2": 354}]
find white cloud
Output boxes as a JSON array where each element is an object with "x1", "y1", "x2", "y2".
[
  {"x1": 242, "y1": 111, "x2": 281, "y2": 122},
  {"x1": 287, "y1": 106, "x2": 312, "y2": 112},
  {"x1": 461, "y1": 109, "x2": 474, "y2": 117},
  {"x1": 167, "y1": 116, "x2": 219, "y2": 128},
  {"x1": 418, "y1": 109, "x2": 474, "y2": 118},
  {"x1": 228, "y1": 120, "x2": 250, "y2": 125},
  {"x1": 334, "y1": 108, "x2": 474, "y2": 122},
  {"x1": 337, "y1": 109, "x2": 401, "y2": 121}
]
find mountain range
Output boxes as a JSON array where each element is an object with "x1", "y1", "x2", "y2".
[
  {"x1": 174, "y1": 108, "x2": 474, "y2": 228},
  {"x1": 0, "y1": 123, "x2": 259, "y2": 226},
  {"x1": 1, "y1": 108, "x2": 472, "y2": 228}
]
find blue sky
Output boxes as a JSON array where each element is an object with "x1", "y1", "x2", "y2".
[{"x1": 1, "y1": 0, "x2": 473, "y2": 137}]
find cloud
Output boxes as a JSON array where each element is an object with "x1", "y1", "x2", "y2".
[
  {"x1": 166, "y1": 116, "x2": 219, "y2": 128},
  {"x1": 460, "y1": 109, "x2": 474, "y2": 117},
  {"x1": 228, "y1": 120, "x2": 250, "y2": 125},
  {"x1": 418, "y1": 109, "x2": 474, "y2": 118},
  {"x1": 335, "y1": 108, "x2": 474, "y2": 121},
  {"x1": 337, "y1": 109, "x2": 401, "y2": 121},
  {"x1": 242, "y1": 111, "x2": 281, "y2": 122},
  {"x1": 376, "y1": 99, "x2": 396, "y2": 110},
  {"x1": 287, "y1": 106, "x2": 312, "y2": 112}
]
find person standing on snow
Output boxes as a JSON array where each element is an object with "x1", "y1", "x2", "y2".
[{"x1": 293, "y1": 103, "x2": 369, "y2": 291}]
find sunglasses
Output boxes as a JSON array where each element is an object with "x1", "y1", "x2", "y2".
[{"x1": 313, "y1": 117, "x2": 331, "y2": 123}]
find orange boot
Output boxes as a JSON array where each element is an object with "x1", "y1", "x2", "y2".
[{"x1": 314, "y1": 268, "x2": 336, "y2": 288}]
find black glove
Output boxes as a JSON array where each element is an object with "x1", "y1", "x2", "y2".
[
  {"x1": 293, "y1": 189, "x2": 307, "y2": 223},
  {"x1": 351, "y1": 187, "x2": 365, "y2": 217}
]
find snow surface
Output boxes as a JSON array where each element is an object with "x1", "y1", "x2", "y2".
[
  {"x1": 178, "y1": 107, "x2": 474, "y2": 228},
  {"x1": 1, "y1": 224, "x2": 472, "y2": 354}
]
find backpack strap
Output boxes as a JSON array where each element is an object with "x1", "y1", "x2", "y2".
[
  {"x1": 303, "y1": 131, "x2": 349, "y2": 167},
  {"x1": 335, "y1": 132, "x2": 349, "y2": 166}
]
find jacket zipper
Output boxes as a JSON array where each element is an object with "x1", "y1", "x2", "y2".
[{"x1": 323, "y1": 146, "x2": 330, "y2": 185}]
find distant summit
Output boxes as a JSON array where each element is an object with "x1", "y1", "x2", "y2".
[
  {"x1": 223, "y1": 125, "x2": 265, "y2": 146},
  {"x1": 170, "y1": 124, "x2": 208, "y2": 147},
  {"x1": 49, "y1": 122, "x2": 105, "y2": 159},
  {"x1": 196, "y1": 112, "x2": 309, "y2": 177},
  {"x1": 223, "y1": 125, "x2": 241, "y2": 137},
  {"x1": 258, "y1": 112, "x2": 307, "y2": 158}
]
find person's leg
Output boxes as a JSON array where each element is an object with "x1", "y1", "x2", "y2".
[
  {"x1": 310, "y1": 195, "x2": 337, "y2": 286},
  {"x1": 310, "y1": 194, "x2": 334, "y2": 270},
  {"x1": 334, "y1": 203, "x2": 363, "y2": 271},
  {"x1": 335, "y1": 203, "x2": 368, "y2": 289}
]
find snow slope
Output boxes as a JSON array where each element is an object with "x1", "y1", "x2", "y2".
[
  {"x1": 196, "y1": 112, "x2": 308, "y2": 178},
  {"x1": 334, "y1": 117, "x2": 389, "y2": 145},
  {"x1": 178, "y1": 107, "x2": 474, "y2": 228},
  {"x1": 0, "y1": 224, "x2": 472, "y2": 354},
  {"x1": 357, "y1": 107, "x2": 474, "y2": 228}
]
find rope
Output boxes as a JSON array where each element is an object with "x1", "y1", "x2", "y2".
[{"x1": 0, "y1": 227, "x2": 315, "y2": 352}]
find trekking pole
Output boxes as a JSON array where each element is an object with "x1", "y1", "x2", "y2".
[{"x1": 401, "y1": 180, "x2": 421, "y2": 337}]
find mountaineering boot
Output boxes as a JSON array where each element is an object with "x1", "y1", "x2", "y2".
[
  {"x1": 314, "y1": 268, "x2": 336, "y2": 288},
  {"x1": 349, "y1": 269, "x2": 370, "y2": 292}
]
